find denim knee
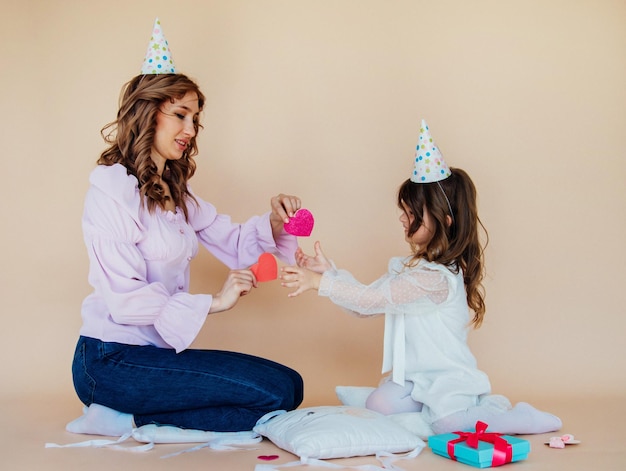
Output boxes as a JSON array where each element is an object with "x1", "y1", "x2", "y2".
[{"x1": 71, "y1": 337, "x2": 96, "y2": 406}]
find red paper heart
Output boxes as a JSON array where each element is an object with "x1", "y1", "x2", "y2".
[
  {"x1": 250, "y1": 253, "x2": 278, "y2": 282},
  {"x1": 257, "y1": 455, "x2": 279, "y2": 461},
  {"x1": 284, "y1": 208, "x2": 314, "y2": 237}
]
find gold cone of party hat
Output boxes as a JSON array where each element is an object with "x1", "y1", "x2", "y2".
[
  {"x1": 141, "y1": 18, "x2": 176, "y2": 74},
  {"x1": 410, "y1": 119, "x2": 451, "y2": 183}
]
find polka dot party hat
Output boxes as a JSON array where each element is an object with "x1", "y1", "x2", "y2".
[
  {"x1": 140, "y1": 18, "x2": 176, "y2": 74},
  {"x1": 410, "y1": 119, "x2": 452, "y2": 183}
]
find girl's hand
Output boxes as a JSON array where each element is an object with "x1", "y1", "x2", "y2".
[
  {"x1": 209, "y1": 269, "x2": 257, "y2": 313},
  {"x1": 269, "y1": 193, "x2": 301, "y2": 238},
  {"x1": 295, "y1": 241, "x2": 332, "y2": 273},
  {"x1": 280, "y1": 265, "x2": 322, "y2": 297}
]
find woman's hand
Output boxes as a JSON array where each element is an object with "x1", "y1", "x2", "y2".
[
  {"x1": 269, "y1": 193, "x2": 301, "y2": 239},
  {"x1": 209, "y1": 269, "x2": 257, "y2": 313},
  {"x1": 295, "y1": 241, "x2": 332, "y2": 273},
  {"x1": 280, "y1": 265, "x2": 322, "y2": 297}
]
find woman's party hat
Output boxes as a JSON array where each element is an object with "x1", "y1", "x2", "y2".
[
  {"x1": 410, "y1": 119, "x2": 451, "y2": 183},
  {"x1": 141, "y1": 18, "x2": 176, "y2": 74}
]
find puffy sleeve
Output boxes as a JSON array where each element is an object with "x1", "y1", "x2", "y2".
[
  {"x1": 82, "y1": 173, "x2": 211, "y2": 352},
  {"x1": 186, "y1": 191, "x2": 298, "y2": 268},
  {"x1": 318, "y1": 258, "x2": 451, "y2": 316}
]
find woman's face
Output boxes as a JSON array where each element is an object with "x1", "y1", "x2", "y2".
[
  {"x1": 151, "y1": 91, "x2": 200, "y2": 171},
  {"x1": 399, "y1": 201, "x2": 435, "y2": 250}
]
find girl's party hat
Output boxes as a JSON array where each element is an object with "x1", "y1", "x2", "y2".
[
  {"x1": 410, "y1": 119, "x2": 451, "y2": 183},
  {"x1": 141, "y1": 18, "x2": 176, "y2": 74}
]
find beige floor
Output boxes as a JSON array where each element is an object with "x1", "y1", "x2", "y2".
[{"x1": 3, "y1": 393, "x2": 624, "y2": 470}]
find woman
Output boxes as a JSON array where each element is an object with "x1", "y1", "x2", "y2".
[{"x1": 66, "y1": 71, "x2": 304, "y2": 435}]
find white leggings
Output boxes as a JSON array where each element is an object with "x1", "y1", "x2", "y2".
[
  {"x1": 365, "y1": 380, "x2": 423, "y2": 415},
  {"x1": 364, "y1": 380, "x2": 562, "y2": 435}
]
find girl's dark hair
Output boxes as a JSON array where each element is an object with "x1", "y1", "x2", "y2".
[
  {"x1": 397, "y1": 168, "x2": 488, "y2": 327},
  {"x1": 98, "y1": 73, "x2": 206, "y2": 220}
]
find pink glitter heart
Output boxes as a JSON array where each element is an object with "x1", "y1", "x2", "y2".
[
  {"x1": 257, "y1": 455, "x2": 279, "y2": 461},
  {"x1": 284, "y1": 208, "x2": 314, "y2": 237}
]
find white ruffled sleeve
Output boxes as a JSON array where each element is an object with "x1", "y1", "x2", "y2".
[{"x1": 318, "y1": 258, "x2": 450, "y2": 316}]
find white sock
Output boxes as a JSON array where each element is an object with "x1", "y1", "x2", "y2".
[
  {"x1": 66, "y1": 404, "x2": 134, "y2": 437},
  {"x1": 432, "y1": 401, "x2": 562, "y2": 435}
]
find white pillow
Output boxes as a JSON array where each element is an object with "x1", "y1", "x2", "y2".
[
  {"x1": 253, "y1": 406, "x2": 424, "y2": 460},
  {"x1": 335, "y1": 385, "x2": 374, "y2": 408}
]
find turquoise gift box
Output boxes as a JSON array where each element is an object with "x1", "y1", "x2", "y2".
[{"x1": 428, "y1": 423, "x2": 531, "y2": 468}]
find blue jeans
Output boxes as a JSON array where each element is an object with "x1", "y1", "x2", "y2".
[{"x1": 71, "y1": 336, "x2": 304, "y2": 431}]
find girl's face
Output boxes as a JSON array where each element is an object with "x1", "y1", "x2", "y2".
[
  {"x1": 399, "y1": 201, "x2": 435, "y2": 250},
  {"x1": 151, "y1": 91, "x2": 200, "y2": 171}
]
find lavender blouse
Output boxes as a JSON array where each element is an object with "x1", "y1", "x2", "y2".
[{"x1": 79, "y1": 164, "x2": 297, "y2": 353}]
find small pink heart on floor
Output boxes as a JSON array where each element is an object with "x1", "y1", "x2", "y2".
[
  {"x1": 250, "y1": 253, "x2": 278, "y2": 282},
  {"x1": 257, "y1": 455, "x2": 279, "y2": 461},
  {"x1": 284, "y1": 208, "x2": 314, "y2": 237}
]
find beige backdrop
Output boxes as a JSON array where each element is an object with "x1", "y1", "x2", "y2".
[{"x1": 1, "y1": 0, "x2": 625, "y2": 407}]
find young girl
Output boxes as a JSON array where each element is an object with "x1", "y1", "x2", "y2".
[{"x1": 280, "y1": 120, "x2": 561, "y2": 435}]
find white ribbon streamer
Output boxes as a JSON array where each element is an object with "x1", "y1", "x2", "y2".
[{"x1": 254, "y1": 446, "x2": 423, "y2": 471}]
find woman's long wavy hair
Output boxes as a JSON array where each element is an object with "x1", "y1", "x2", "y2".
[
  {"x1": 98, "y1": 74, "x2": 206, "y2": 221},
  {"x1": 397, "y1": 168, "x2": 488, "y2": 328}
]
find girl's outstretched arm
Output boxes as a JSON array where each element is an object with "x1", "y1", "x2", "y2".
[
  {"x1": 280, "y1": 265, "x2": 323, "y2": 297},
  {"x1": 295, "y1": 241, "x2": 332, "y2": 273}
]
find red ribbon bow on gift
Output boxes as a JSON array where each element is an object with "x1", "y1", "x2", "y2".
[{"x1": 447, "y1": 421, "x2": 513, "y2": 467}]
